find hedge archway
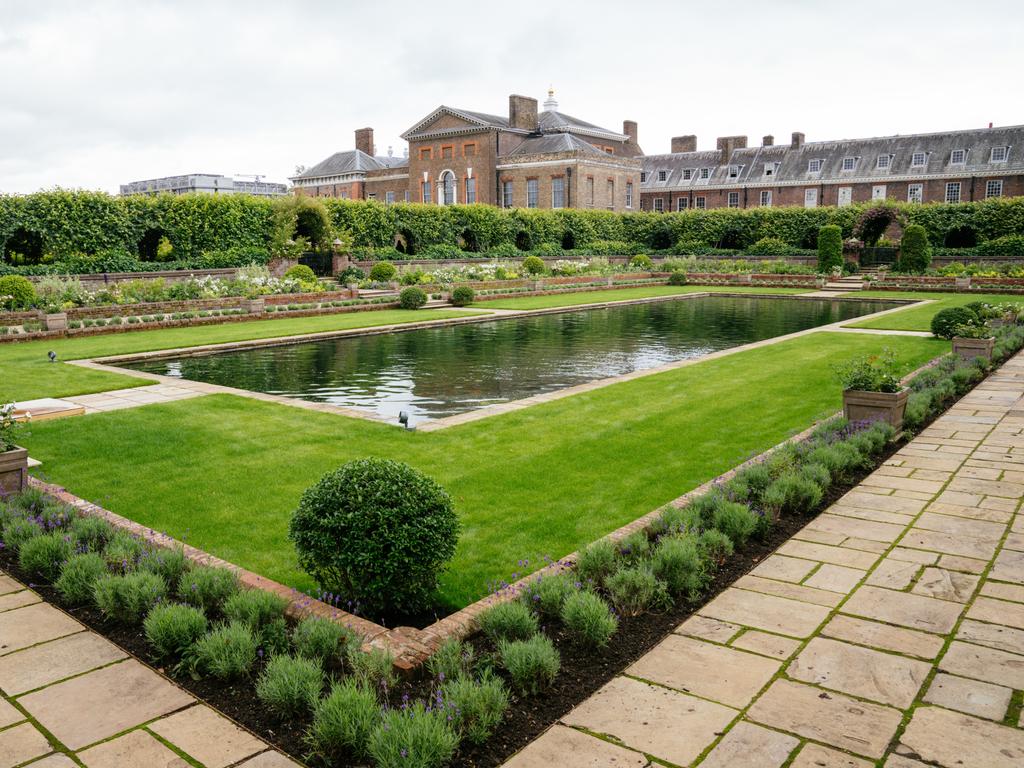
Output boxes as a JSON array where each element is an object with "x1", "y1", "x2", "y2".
[
  {"x1": 943, "y1": 226, "x2": 977, "y2": 248},
  {"x1": 2, "y1": 227, "x2": 44, "y2": 264},
  {"x1": 395, "y1": 229, "x2": 416, "y2": 255},
  {"x1": 561, "y1": 230, "x2": 576, "y2": 250},
  {"x1": 137, "y1": 227, "x2": 169, "y2": 261},
  {"x1": 515, "y1": 230, "x2": 533, "y2": 251}
]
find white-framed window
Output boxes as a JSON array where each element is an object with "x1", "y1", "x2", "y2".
[
  {"x1": 625, "y1": 182, "x2": 633, "y2": 209},
  {"x1": 551, "y1": 177, "x2": 565, "y2": 209},
  {"x1": 727, "y1": 191, "x2": 740, "y2": 208},
  {"x1": 404, "y1": 191, "x2": 410, "y2": 203},
  {"x1": 385, "y1": 191, "x2": 395, "y2": 204},
  {"x1": 808, "y1": 158, "x2": 823, "y2": 173},
  {"x1": 465, "y1": 177, "x2": 476, "y2": 204},
  {"x1": 872, "y1": 185, "x2": 887, "y2": 200},
  {"x1": 699, "y1": 167, "x2": 711, "y2": 180},
  {"x1": 907, "y1": 184, "x2": 923, "y2": 203},
  {"x1": 945, "y1": 181, "x2": 961, "y2": 203},
  {"x1": 986, "y1": 179, "x2": 1004, "y2": 198},
  {"x1": 676, "y1": 197, "x2": 688, "y2": 211},
  {"x1": 950, "y1": 149, "x2": 966, "y2": 165},
  {"x1": 657, "y1": 170, "x2": 667, "y2": 182},
  {"x1": 841, "y1": 157, "x2": 856, "y2": 171},
  {"x1": 441, "y1": 171, "x2": 456, "y2": 205},
  {"x1": 502, "y1": 180, "x2": 513, "y2": 208},
  {"x1": 421, "y1": 181, "x2": 432, "y2": 203},
  {"x1": 367, "y1": 193, "x2": 377, "y2": 200},
  {"x1": 760, "y1": 190, "x2": 772, "y2": 207},
  {"x1": 695, "y1": 196, "x2": 706, "y2": 209},
  {"x1": 804, "y1": 188, "x2": 818, "y2": 208},
  {"x1": 838, "y1": 187, "x2": 853, "y2": 206},
  {"x1": 876, "y1": 154, "x2": 892, "y2": 170},
  {"x1": 764, "y1": 162, "x2": 778, "y2": 177},
  {"x1": 728, "y1": 165, "x2": 740, "y2": 178},
  {"x1": 653, "y1": 197, "x2": 664, "y2": 213},
  {"x1": 526, "y1": 179, "x2": 538, "y2": 208},
  {"x1": 640, "y1": 171, "x2": 647, "y2": 183},
  {"x1": 991, "y1": 146, "x2": 1009, "y2": 163},
  {"x1": 911, "y1": 152, "x2": 927, "y2": 167},
  {"x1": 682, "y1": 169, "x2": 693, "y2": 180}
]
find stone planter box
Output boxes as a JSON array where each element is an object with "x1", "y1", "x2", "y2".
[
  {"x1": 842, "y1": 387, "x2": 910, "y2": 430},
  {"x1": 815, "y1": 278, "x2": 827, "y2": 288},
  {"x1": 242, "y1": 298, "x2": 265, "y2": 314},
  {"x1": 955, "y1": 276, "x2": 971, "y2": 289},
  {"x1": 952, "y1": 336, "x2": 995, "y2": 362},
  {"x1": 43, "y1": 312, "x2": 67, "y2": 331},
  {"x1": 0, "y1": 446, "x2": 28, "y2": 494}
]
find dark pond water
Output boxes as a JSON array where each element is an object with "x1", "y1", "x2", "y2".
[{"x1": 121, "y1": 296, "x2": 900, "y2": 424}]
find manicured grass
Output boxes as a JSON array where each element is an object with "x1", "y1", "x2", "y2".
[
  {"x1": 0, "y1": 308, "x2": 483, "y2": 402},
  {"x1": 473, "y1": 284, "x2": 808, "y2": 310},
  {"x1": 23, "y1": 331, "x2": 945, "y2": 609},
  {"x1": 845, "y1": 291, "x2": 1019, "y2": 331}
]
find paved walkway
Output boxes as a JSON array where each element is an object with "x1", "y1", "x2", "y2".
[
  {"x1": 0, "y1": 574, "x2": 298, "y2": 768},
  {"x1": 504, "y1": 355, "x2": 1024, "y2": 767}
]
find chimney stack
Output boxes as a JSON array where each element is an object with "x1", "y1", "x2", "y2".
[
  {"x1": 355, "y1": 127, "x2": 374, "y2": 156},
  {"x1": 762, "y1": 135, "x2": 774, "y2": 147},
  {"x1": 791, "y1": 131, "x2": 805, "y2": 149},
  {"x1": 623, "y1": 120, "x2": 638, "y2": 144},
  {"x1": 671, "y1": 135, "x2": 697, "y2": 153},
  {"x1": 716, "y1": 135, "x2": 748, "y2": 160},
  {"x1": 509, "y1": 94, "x2": 539, "y2": 131}
]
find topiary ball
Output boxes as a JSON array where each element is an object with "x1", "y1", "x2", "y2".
[
  {"x1": 0, "y1": 275, "x2": 36, "y2": 310},
  {"x1": 522, "y1": 255, "x2": 545, "y2": 275},
  {"x1": 629, "y1": 254, "x2": 654, "y2": 270},
  {"x1": 399, "y1": 286, "x2": 427, "y2": 310},
  {"x1": 931, "y1": 306, "x2": 980, "y2": 339},
  {"x1": 668, "y1": 271, "x2": 688, "y2": 286},
  {"x1": 450, "y1": 285, "x2": 475, "y2": 307},
  {"x1": 288, "y1": 459, "x2": 459, "y2": 617},
  {"x1": 369, "y1": 261, "x2": 398, "y2": 282},
  {"x1": 284, "y1": 264, "x2": 317, "y2": 283}
]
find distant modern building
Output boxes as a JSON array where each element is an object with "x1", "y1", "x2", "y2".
[{"x1": 119, "y1": 174, "x2": 288, "y2": 197}]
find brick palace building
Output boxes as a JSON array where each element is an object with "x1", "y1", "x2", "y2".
[{"x1": 292, "y1": 93, "x2": 1023, "y2": 212}]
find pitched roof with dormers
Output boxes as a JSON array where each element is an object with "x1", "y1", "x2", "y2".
[
  {"x1": 508, "y1": 133, "x2": 610, "y2": 156},
  {"x1": 290, "y1": 150, "x2": 407, "y2": 182}
]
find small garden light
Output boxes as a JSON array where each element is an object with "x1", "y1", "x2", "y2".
[
  {"x1": 48, "y1": 351, "x2": 57, "y2": 362},
  {"x1": 398, "y1": 411, "x2": 411, "y2": 429}
]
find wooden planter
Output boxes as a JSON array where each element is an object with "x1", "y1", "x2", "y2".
[
  {"x1": 0, "y1": 446, "x2": 28, "y2": 494},
  {"x1": 842, "y1": 387, "x2": 910, "y2": 430},
  {"x1": 43, "y1": 312, "x2": 67, "y2": 331},
  {"x1": 955, "y1": 276, "x2": 971, "y2": 289},
  {"x1": 242, "y1": 298, "x2": 265, "y2": 314},
  {"x1": 952, "y1": 336, "x2": 995, "y2": 362}
]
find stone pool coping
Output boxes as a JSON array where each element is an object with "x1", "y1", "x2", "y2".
[{"x1": 70, "y1": 291, "x2": 930, "y2": 432}]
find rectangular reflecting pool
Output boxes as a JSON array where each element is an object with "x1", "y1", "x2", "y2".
[{"x1": 119, "y1": 296, "x2": 901, "y2": 424}]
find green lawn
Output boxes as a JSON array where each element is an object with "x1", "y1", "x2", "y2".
[
  {"x1": 0, "y1": 308, "x2": 482, "y2": 402},
  {"x1": 475, "y1": 284, "x2": 808, "y2": 310},
  {"x1": 22, "y1": 331, "x2": 946, "y2": 610},
  {"x1": 844, "y1": 291, "x2": 1018, "y2": 331}
]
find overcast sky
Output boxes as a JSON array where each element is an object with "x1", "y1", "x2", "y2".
[{"x1": 1, "y1": 0, "x2": 1022, "y2": 194}]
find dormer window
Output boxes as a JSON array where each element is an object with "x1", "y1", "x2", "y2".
[
  {"x1": 699, "y1": 167, "x2": 711, "y2": 180},
  {"x1": 807, "y1": 159, "x2": 823, "y2": 173},
  {"x1": 640, "y1": 172, "x2": 647, "y2": 183},
  {"x1": 657, "y1": 170, "x2": 667, "y2": 182},
  {"x1": 950, "y1": 149, "x2": 967, "y2": 165},
  {"x1": 763, "y1": 162, "x2": 778, "y2": 177},
  {"x1": 682, "y1": 169, "x2": 693, "y2": 180},
  {"x1": 911, "y1": 152, "x2": 927, "y2": 167},
  {"x1": 876, "y1": 154, "x2": 892, "y2": 170},
  {"x1": 841, "y1": 157, "x2": 856, "y2": 171},
  {"x1": 991, "y1": 146, "x2": 1009, "y2": 163},
  {"x1": 728, "y1": 165, "x2": 742, "y2": 178}
]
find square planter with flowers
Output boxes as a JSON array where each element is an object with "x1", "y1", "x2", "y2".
[
  {"x1": 0, "y1": 403, "x2": 28, "y2": 494},
  {"x1": 952, "y1": 323, "x2": 996, "y2": 362},
  {"x1": 835, "y1": 349, "x2": 910, "y2": 430}
]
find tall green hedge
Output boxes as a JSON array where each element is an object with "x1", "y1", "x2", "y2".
[{"x1": 898, "y1": 224, "x2": 932, "y2": 273}]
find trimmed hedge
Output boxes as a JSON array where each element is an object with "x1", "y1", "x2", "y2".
[
  {"x1": 817, "y1": 225, "x2": 843, "y2": 272},
  {"x1": 898, "y1": 224, "x2": 932, "y2": 273}
]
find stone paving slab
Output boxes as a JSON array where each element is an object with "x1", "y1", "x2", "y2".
[
  {"x1": 841, "y1": 585, "x2": 964, "y2": 633},
  {"x1": 501, "y1": 724, "x2": 647, "y2": 767},
  {"x1": 0, "y1": 632, "x2": 127, "y2": 696},
  {"x1": 699, "y1": 720, "x2": 797, "y2": 768},
  {"x1": 0, "y1": 603, "x2": 83, "y2": 656},
  {"x1": 790, "y1": 743, "x2": 873, "y2": 768},
  {"x1": 698, "y1": 587, "x2": 830, "y2": 638},
  {"x1": 148, "y1": 705, "x2": 264, "y2": 768},
  {"x1": 898, "y1": 705, "x2": 1024, "y2": 767},
  {"x1": 922, "y1": 672, "x2": 1012, "y2": 720},
  {"x1": 0, "y1": 721, "x2": 54, "y2": 767}
]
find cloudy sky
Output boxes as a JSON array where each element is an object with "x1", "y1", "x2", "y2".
[{"x1": 1, "y1": 0, "x2": 1021, "y2": 194}]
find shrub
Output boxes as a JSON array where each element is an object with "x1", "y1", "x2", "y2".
[
  {"x1": 93, "y1": 571, "x2": 167, "y2": 623},
  {"x1": 478, "y1": 601, "x2": 539, "y2": 643},
  {"x1": 54, "y1": 552, "x2": 107, "y2": 604},
  {"x1": 138, "y1": 547, "x2": 190, "y2": 591},
  {"x1": 654, "y1": 505, "x2": 702, "y2": 536},
  {"x1": 711, "y1": 502, "x2": 760, "y2": 547},
  {"x1": 347, "y1": 646, "x2": 397, "y2": 695},
  {"x1": 67, "y1": 516, "x2": 114, "y2": 552},
  {"x1": 746, "y1": 237, "x2": 791, "y2": 257},
  {"x1": 292, "y1": 616, "x2": 354, "y2": 663},
  {"x1": 668, "y1": 271, "x2": 688, "y2": 286},
  {"x1": 399, "y1": 286, "x2": 428, "y2": 310},
  {"x1": 977, "y1": 234, "x2": 1024, "y2": 258},
  {"x1": 427, "y1": 638, "x2": 475, "y2": 682},
  {"x1": 697, "y1": 529, "x2": 734, "y2": 568},
  {"x1": 306, "y1": 679, "x2": 378, "y2": 763},
  {"x1": 763, "y1": 472, "x2": 823, "y2": 517},
  {"x1": 18, "y1": 531, "x2": 73, "y2": 582},
  {"x1": 450, "y1": 285, "x2": 475, "y2": 306},
  {"x1": 498, "y1": 635, "x2": 560, "y2": 695},
  {"x1": 834, "y1": 349, "x2": 903, "y2": 392},
  {"x1": 800, "y1": 462, "x2": 832, "y2": 492},
  {"x1": 899, "y1": 224, "x2": 931, "y2": 273},
  {"x1": 369, "y1": 261, "x2": 398, "y2": 282},
  {"x1": 0, "y1": 275, "x2": 36, "y2": 309},
  {"x1": 651, "y1": 534, "x2": 706, "y2": 599},
  {"x1": 441, "y1": 671, "x2": 510, "y2": 745},
  {"x1": 102, "y1": 531, "x2": 146, "y2": 571},
  {"x1": 629, "y1": 254, "x2": 654, "y2": 270},
  {"x1": 368, "y1": 700, "x2": 459, "y2": 768},
  {"x1": 336, "y1": 265, "x2": 365, "y2": 284},
  {"x1": 223, "y1": 588, "x2": 288, "y2": 630},
  {"x1": 561, "y1": 590, "x2": 619, "y2": 646},
  {"x1": 606, "y1": 564, "x2": 667, "y2": 618},
  {"x1": 2, "y1": 517, "x2": 43, "y2": 551},
  {"x1": 522, "y1": 571, "x2": 578, "y2": 618},
  {"x1": 805, "y1": 441, "x2": 868, "y2": 481},
  {"x1": 575, "y1": 539, "x2": 617, "y2": 586},
  {"x1": 256, "y1": 654, "x2": 324, "y2": 718},
  {"x1": 688, "y1": 491, "x2": 728, "y2": 528},
  {"x1": 522, "y1": 255, "x2": 545, "y2": 275},
  {"x1": 144, "y1": 603, "x2": 208, "y2": 659},
  {"x1": 931, "y1": 306, "x2": 980, "y2": 339},
  {"x1": 193, "y1": 622, "x2": 257, "y2": 679},
  {"x1": 817, "y1": 225, "x2": 843, "y2": 272},
  {"x1": 284, "y1": 264, "x2": 317, "y2": 283},
  {"x1": 727, "y1": 464, "x2": 773, "y2": 505},
  {"x1": 177, "y1": 565, "x2": 240, "y2": 613},
  {"x1": 289, "y1": 458, "x2": 459, "y2": 617}
]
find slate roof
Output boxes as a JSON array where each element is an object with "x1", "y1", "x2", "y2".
[
  {"x1": 508, "y1": 133, "x2": 609, "y2": 156},
  {"x1": 292, "y1": 150, "x2": 406, "y2": 181},
  {"x1": 538, "y1": 110, "x2": 627, "y2": 141}
]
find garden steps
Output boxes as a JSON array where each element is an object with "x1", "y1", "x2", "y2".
[{"x1": 503, "y1": 352, "x2": 1024, "y2": 768}]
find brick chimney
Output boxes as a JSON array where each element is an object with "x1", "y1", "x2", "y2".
[
  {"x1": 509, "y1": 95, "x2": 538, "y2": 131},
  {"x1": 671, "y1": 135, "x2": 697, "y2": 153},
  {"x1": 355, "y1": 127, "x2": 374, "y2": 156},
  {"x1": 762, "y1": 135, "x2": 774, "y2": 147},
  {"x1": 623, "y1": 120, "x2": 638, "y2": 144},
  {"x1": 716, "y1": 135, "x2": 748, "y2": 160},
  {"x1": 791, "y1": 131, "x2": 805, "y2": 149}
]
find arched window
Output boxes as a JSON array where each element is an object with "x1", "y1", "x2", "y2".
[{"x1": 441, "y1": 171, "x2": 456, "y2": 205}]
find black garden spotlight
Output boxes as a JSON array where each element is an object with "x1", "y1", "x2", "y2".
[
  {"x1": 48, "y1": 351, "x2": 57, "y2": 363},
  {"x1": 398, "y1": 410, "x2": 411, "y2": 430}
]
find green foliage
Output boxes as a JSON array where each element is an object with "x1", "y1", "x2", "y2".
[
  {"x1": 976, "y1": 234, "x2": 1024, "y2": 258},
  {"x1": 440, "y1": 671, "x2": 510, "y2": 745},
  {"x1": 427, "y1": 639, "x2": 475, "y2": 682},
  {"x1": 289, "y1": 458, "x2": 459, "y2": 617},
  {"x1": 478, "y1": 601, "x2": 539, "y2": 643},
  {"x1": 92, "y1": 571, "x2": 167, "y2": 622},
  {"x1": 137, "y1": 547, "x2": 190, "y2": 591},
  {"x1": 347, "y1": 646, "x2": 397, "y2": 695},
  {"x1": 498, "y1": 635, "x2": 560, "y2": 695},
  {"x1": 67, "y1": 515, "x2": 114, "y2": 552},
  {"x1": 55, "y1": 552, "x2": 107, "y2": 605},
  {"x1": 101, "y1": 530, "x2": 146, "y2": 571},
  {"x1": 667, "y1": 271, "x2": 688, "y2": 285},
  {"x1": 898, "y1": 224, "x2": 931, "y2": 273},
  {"x1": 817, "y1": 225, "x2": 843, "y2": 272},
  {"x1": 651, "y1": 534, "x2": 706, "y2": 599},
  {"x1": 763, "y1": 472, "x2": 823, "y2": 517},
  {"x1": 745, "y1": 237, "x2": 792, "y2": 256},
  {"x1": 450, "y1": 285, "x2": 475, "y2": 306},
  {"x1": 697, "y1": 529, "x2": 734, "y2": 567},
  {"x1": 561, "y1": 589, "x2": 619, "y2": 646},
  {"x1": 144, "y1": 603, "x2": 208, "y2": 659},
  {"x1": 0, "y1": 275, "x2": 35, "y2": 309},
  {"x1": 368, "y1": 700, "x2": 459, "y2": 768},
  {"x1": 399, "y1": 286, "x2": 428, "y2": 310},
  {"x1": 306, "y1": 679, "x2": 378, "y2": 763},
  {"x1": 604, "y1": 565, "x2": 666, "y2": 618},
  {"x1": 256, "y1": 654, "x2": 323, "y2": 718},
  {"x1": 292, "y1": 616, "x2": 354, "y2": 663},
  {"x1": 193, "y1": 621, "x2": 258, "y2": 679},
  {"x1": 521, "y1": 571, "x2": 578, "y2": 618},
  {"x1": 18, "y1": 531, "x2": 72, "y2": 582},
  {"x1": 931, "y1": 306, "x2": 981, "y2": 339},
  {"x1": 629, "y1": 253, "x2": 654, "y2": 270},
  {"x1": 834, "y1": 349, "x2": 903, "y2": 392},
  {"x1": 222, "y1": 588, "x2": 289, "y2": 630},
  {"x1": 177, "y1": 565, "x2": 240, "y2": 613},
  {"x1": 369, "y1": 261, "x2": 398, "y2": 282},
  {"x1": 522, "y1": 255, "x2": 545, "y2": 275},
  {"x1": 711, "y1": 502, "x2": 760, "y2": 547},
  {"x1": 284, "y1": 264, "x2": 317, "y2": 283}
]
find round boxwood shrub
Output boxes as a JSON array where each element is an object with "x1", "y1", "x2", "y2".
[
  {"x1": 398, "y1": 286, "x2": 427, "y2": 310},
  {"x1": 668, "y1": 271, "x2": 687, "y2": 286},
  {"x1": 522, "y1": 255, "x2": 545, "y2": 275},
  {"x1": 0, "y1": 275, "x2": 36, "y2": 310},
  {"x1": 745, "y1": 237, "x2": 791, "y2": 257},
  {"x1": 284, "y1": 264, "x2": 317, "y2": 283},
  {"x1": 450, "y1": 285, "x2": 475, "y2": 307},
  {"x1": 629, "y1": 254, "x2": 654, "y2": 270},
  {"x1": 898, "y1": 224, "x2": 931, "y2": 273},
  {"x1": 368, "y1": 261, "x2": 397, "y2": 282},
  {"x1": 817, "y1": 225, "x2": 843, "y2": 272},
  {"x1": 931, "y1": 306, "x2": 980, "y2": 339},
  {"x1": 288, "y1": 458, "x2": 460, "y2": 617}
]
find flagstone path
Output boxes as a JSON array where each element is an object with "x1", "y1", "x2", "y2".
[
  {"x1": 0, "y1": 575, "x2": 299, "y2": 768},
  {"x1": 503, "y1": 354, "x2": 1024, "y2": 768}
]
